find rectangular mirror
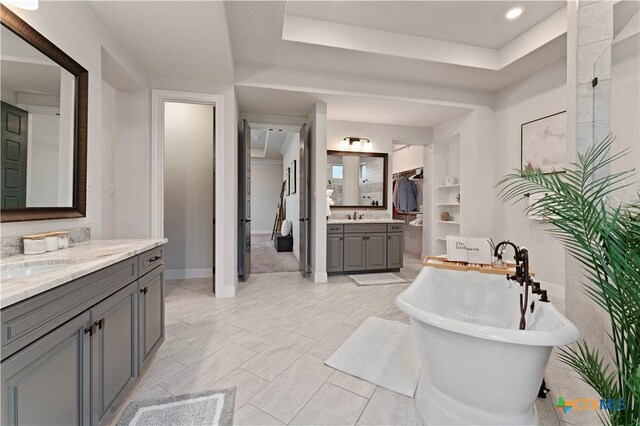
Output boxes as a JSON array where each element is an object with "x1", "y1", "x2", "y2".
[
  {"x1": 1, "y1": 5, "x2": 87, "y2": 222},
  {"x1": 327, "y1": 150, "x2": 388, "y2": 209}
]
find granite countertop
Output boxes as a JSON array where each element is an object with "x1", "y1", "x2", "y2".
[
  {"x1": 0, "y1": 239, "x2": 167, "y2": 308},
  {"x1": 327, "y1": 218, "x2": 405, "y2": 224}
]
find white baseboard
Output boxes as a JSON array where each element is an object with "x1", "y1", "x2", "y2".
[
  {"x1": 215, "y1": 284, "x2": 236, "y2": 298},
  {"x1": 165, "y1": 268, "x2": 213, "y2": 280},
  {"x1": 313, "y1": 271, "x2": 328, "y2": 283}
]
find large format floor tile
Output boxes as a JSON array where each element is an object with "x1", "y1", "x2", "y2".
[
  {"x1": 120, "y1": 257, "x2": 581, "y2": 426},
  {"x1": 250, "y1": 354, "x2": 335, "y2": 423},
  {"x1": 289, "y1": 382, "x2": 368, "y2": 425}
]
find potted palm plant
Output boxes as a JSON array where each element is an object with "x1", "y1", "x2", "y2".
[{"x1": 496, "y1": 134, "x2": 639, "y2": 426}]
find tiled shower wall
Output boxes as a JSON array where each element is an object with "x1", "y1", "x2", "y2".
[{"x1": 566, "y1": 0, "x2": 614, "y2": 358}]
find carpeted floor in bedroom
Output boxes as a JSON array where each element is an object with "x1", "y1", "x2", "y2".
[{"x1": 250, "y1": 234, "x2": 300, "y2": 274}]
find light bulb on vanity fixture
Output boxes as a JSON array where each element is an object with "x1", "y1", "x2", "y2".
[{"x1": 341, "y1": 137, "x2": 371, "y2": 151}]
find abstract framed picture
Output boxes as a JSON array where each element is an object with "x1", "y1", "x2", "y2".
[
  {"x1": 291, "y1": 160, "x2": 297, "y2": 194},
  {"x1": 521, "y1": 111, "x2": 567, "y2": 174}
]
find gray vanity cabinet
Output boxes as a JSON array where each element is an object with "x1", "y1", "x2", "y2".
[
  {"x1": 327, "y1": 224, "x2": 404, "y2": 274},
  {"x1": 326, "y1": 234, "x2": 344, "y2": 273},
  {"x1": 90, "y1": 282, "x2": 138, "y2": 425},
  {"x1": 1, "y1": 312, "x2": 91, "y2": 426},
  {"x1": 138, "y1": 266, "x2": 165, "y2": 371},
  {"x1": 343, "y1": 233, "x2": 367, "y2": 271},
  {"x1": 0, "y1": 246, "x2": 165, "y2": 426},
  {"x1": 365, "y1": 233, "x2": 387, "y2": 270},
  {"x1": 387, "y1": 233, "x2": 404, "y2": 269}
]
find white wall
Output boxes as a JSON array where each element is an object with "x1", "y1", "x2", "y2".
[
  {"x1": 282, "y1": 134, "x2": 301, "y2": 259},
  {"x1": 250, "y1": 160, "x2": 283, "y2": 234},
  {"x1": 163, "y1": 102, "x2": 214, "y2": 277},
  {"x1": 392, "y1": 145, "x2": 425, "y2": 174},
  {"x1": 309, "y1": 102, "x2": 328, "y2": 283},
  {"x1": 493, "y1": 59, "x2": 567, "y2": 285},
  {"x1": 327, "y1": 120, "x2": 431, "y2": 216},
  {"x1": 113, "y1": 90, "x2": 151, "y2": 239},
  {"x1": 101, "y1": 81, "x2": 116, "y2": 238},
  {"x1": 611, "y1": 29, "x2": 640, "y2": 203},
  {"x1": 426, "y1": 106, "x2": 496, "y2": 258},
  {"x1": 1, "y1": 2, "x2": 148, "y2": 238}
]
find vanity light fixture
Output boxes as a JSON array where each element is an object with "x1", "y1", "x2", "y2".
[
  {"x1": 1, "y1": 0, "x2": 38, "y2": 10},
  {"x1": 505, "y1": 6, "x2": 523, "y2": 20},
  {"x1": 341, "y1": 137, "x2": 372, "y2": 151}
]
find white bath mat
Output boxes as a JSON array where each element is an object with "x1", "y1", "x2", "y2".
[
  {"x1": 325, "y1": 317, "x2": 420, "y2": 397},
  {"x1": 347, "y1": 273, "x2": 408, "y2": 286}
]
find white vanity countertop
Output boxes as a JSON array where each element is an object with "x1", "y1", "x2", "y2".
[
  {"x1": 0, "y1": 239, "x2": 167, "y2": 308},
  {"x1": 327, "y1": 218, "x2": 405, "y2": 224}
]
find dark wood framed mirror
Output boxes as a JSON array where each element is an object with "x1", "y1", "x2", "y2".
[
  {"x1": 327, "y1": 150, "x2": 388, "y2": 210},
  {"x1": 0, "y1": 5, "x2": 87, "y2": 222}
]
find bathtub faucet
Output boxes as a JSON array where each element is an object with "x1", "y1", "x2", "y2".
[
  {"x1": 494, "y1": 241, "x2": 549, "y2": 330},
  {"x1": 494, "y1": 241, "x2": 549, "y2": 302}
]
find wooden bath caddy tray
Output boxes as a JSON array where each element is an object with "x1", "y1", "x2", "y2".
[{"x1": 422, "y1": 255, "x2": 536, "y2": 277}]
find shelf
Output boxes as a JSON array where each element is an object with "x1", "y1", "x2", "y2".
[
  {"x1": 436, "y1": 203, "x2": 460, "y2": 207},
  {"x1": 436, "y1": 184, "x2": 460, "y2": 190},
  {"x1": 437, "y1": 221, "x2": 460, "y2": 225}
]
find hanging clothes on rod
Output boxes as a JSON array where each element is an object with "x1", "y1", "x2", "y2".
[{"x1": 393, "y1": 175, "x2": 419, "y2": 212}]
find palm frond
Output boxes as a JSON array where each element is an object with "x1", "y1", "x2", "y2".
[{"x1": 497, "y1": 133, "x2": 640, "y2": 425}]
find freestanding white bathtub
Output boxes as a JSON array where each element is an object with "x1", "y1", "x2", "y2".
[{"x1": 395, "y1": 267, "x2": 580, "y2": 425}]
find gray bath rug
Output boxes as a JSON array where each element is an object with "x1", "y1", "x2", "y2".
[
  {"x1": 116, "y1": 388, "x2": 235, "y2": 426},
  {"x1": 325, "y1": 317, "x2": 420, "y2": 397},
  {"x1": 347, "y1": 273, "x2": 408, "y2": 286}
]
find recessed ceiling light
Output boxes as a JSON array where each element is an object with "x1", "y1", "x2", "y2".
[{"x1": 505, "y1": 6, "x2": 523, "y2": 20}]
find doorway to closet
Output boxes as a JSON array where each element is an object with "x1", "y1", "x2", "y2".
[{"x1": 163, "y1": 101, "x2": 215, "y2": 291}]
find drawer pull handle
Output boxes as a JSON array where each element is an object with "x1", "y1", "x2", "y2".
[
  {"x1": 140, "y1": 287, "x2": 148, "y2": 295},
  {"x1": 149, "y1": 256, "x2": 161, "y2": 262}
]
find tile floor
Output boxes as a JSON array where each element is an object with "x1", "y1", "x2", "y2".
[{"x1": 112, "y1": 254, "x2": 600, "y2": 425}]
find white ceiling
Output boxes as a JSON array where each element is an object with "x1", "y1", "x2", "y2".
[
  {"x1": 87, "y1": 1, "x2": 568, "y2": 103},
  {"x1": 89, "y1": 1, "x2": 234, "y2": 83},
  {"x1": 250, "y1": 127, "x2": 291, "y2": 160},
  {"x1": 285, "y1": 1, "x2": 565, "y2": 49},
  {"x1": 236, "y1": 86, "x2": 470, "y2": 128},
  {"x1": 226, "y1": 1, "x2": 567, "y2": 92}
]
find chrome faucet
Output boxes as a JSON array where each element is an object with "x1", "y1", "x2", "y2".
[
  {"x1": 353, "y1": 211, "x2": 358, "y2": 221},
  {"x1": 494, "y1": 241, "x2": 549, "y2": 331}
]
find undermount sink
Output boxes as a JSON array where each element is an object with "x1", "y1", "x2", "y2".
[{"x1": 1, "y1": 260, "x2": 73, "y2": 280}]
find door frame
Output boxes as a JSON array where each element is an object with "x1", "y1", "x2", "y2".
[{"x1": 151, "y1": 90, "x2": 226, "y2": 294}]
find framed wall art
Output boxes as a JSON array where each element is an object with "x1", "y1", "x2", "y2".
[{"x1": 521, "y1": 111, "x2": 567, "y2": 173}]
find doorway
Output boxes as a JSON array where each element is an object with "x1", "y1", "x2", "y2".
[
  {"x1": 238, "y1": 121, "x2": 310, "y2": 278},
  {"x1": 162, "y1": 101, "x2": 215, "y2": 290}
]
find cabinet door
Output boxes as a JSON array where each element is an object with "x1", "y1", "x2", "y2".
[
  {"x1": 387, "y1": 232, "x2": 404, "y2": 269},
  {"x1": 1, "y1": 312, "x2": 91, "y2": 426},
  {"x1": 91, "y1": 282, "x2": 138, "y2": 425},
  {"x1": 139, "y1": 267, "x2": 165, "y2": 372},
  {"x1": 343, "y1": 233, "x2": 366, "y2": 271},
  {"x1": 326, "y1": 234, "x2": 344, "y2": 273},
  {"x1": 365, "y1": 233, "x2": 388, "y2": 270}
]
